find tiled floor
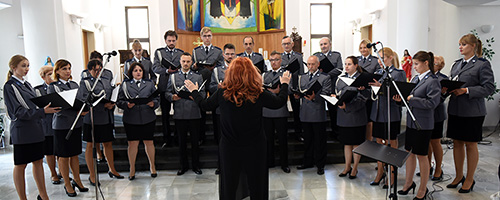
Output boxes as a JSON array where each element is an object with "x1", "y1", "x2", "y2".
[{"x1": 1, "y1": 134, "x2": 499, "y2": 200}]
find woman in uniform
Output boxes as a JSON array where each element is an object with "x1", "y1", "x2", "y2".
[
  {"x1": 4, "y1": 55, "x2": 59, "y2": 200},
  {"x1": 49, "y1": 59, "x2": 89, "y2": 196},
  {"x1": 117, "y1": 62, "x2": 159, "y2": 180},
  {"x1": 358, "y1": 39, "x2": 379, "y2": 142},
  {"x1": 123, "y1": 39, "x2": 157, "y2": 82}
]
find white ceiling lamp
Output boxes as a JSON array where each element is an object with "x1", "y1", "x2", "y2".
[{"x1": 481, "y1": 25, "x2": 494, "y2": 33}]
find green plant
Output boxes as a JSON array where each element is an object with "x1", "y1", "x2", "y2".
[{"x1": 470, "y1": 29, "x2": 497, "y2": 101}]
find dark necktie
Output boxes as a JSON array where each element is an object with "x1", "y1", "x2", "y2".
[
  {"x1": 287, "y1": 53, "x2": 291, "y2": 60},
  {"x1": 136, "y1": 81, "x2": 140, "y2": 88},
  {"x1": 24, "y1": 82, "x2": 31, "y2": 90},
  {"x1": 169, "y1": 49, "x2": 174, "y2": 56},
  {"x1": 184, "y1": 73, "x2": 187, "y2": 79},
  {"x1": 459, "y1": 61, "x2": 467, "y2": 71},
  {"x1": 415, "y1": 77, "x2": 420, "y2": 84},
  {"x1": 309, "y1": 74, "x2": 314, "y2": 81},
  {"x1": 66, "y1": 82, "x2": 71, "y2": 88},
  {"x1": 205, "y1": 47, "x2": 209, "y2": 55},
  {"x1": 363, "y1": 57, "x2": 367, "y2": 64},
  {"x1": 273, "y1": 71, "x2": 277, "y2": 76}
]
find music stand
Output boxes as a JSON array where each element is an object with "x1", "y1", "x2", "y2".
[{"x1": 353, "y1": 141, "x2": 410, "y2": 200}]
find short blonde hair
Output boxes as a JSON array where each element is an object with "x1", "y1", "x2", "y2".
[
  {"x1": 39, "y1": 65, "x2": 53, "y2": 78},
  {"x1": 434, "y1": 56, "x2": 445, "y2": 71},
  {"x1": 132, "y1": 39, "x2": 142, "y2": 50},
  {"x1": 200, "y1": 27, "x2": 212, "y2": 36}
]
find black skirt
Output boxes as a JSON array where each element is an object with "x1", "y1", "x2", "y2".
[
  {"x1": 447, "y1": 115, "x2": 484, "y2": 142},
  {"x1": 337, "y1": 125, "x2": 366, "y2": 145},
  {"x1": 54, "y1": 128, "x2": 82, "y2": 157},
  {"x1": 124, "y1": 120, "x2": 156, "y2": 141},
  {"x1": 83, "y1": 123, "x2": 115, "y2": 143},
  {"x1": 405, "y1": 127, "x2": 432, "y2": 155},
  {"x1": 372, "y1": 121, "x2": 401, "y2": 140},
  {"x1": 431, "y1": 121, "x2": 444, "y2": 139},
  {"x1": 14, "y1": 142, "x2": 44, "y2": 165},
  {"x1": 43, "y1": 136, "x2": 55, "y2": 155},
  {"x1": 365, "y1": 99, "x2": 373, "y2": 122}
]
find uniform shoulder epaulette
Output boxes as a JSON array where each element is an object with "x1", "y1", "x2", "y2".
[
  {"x1": 49, "y1": 81, "x2": 59, "y2": 86},
  {"x1": 236, "y1": 52, "x2": 245, "y2": 57},
  {"x1": 143, "y1": 79, "x2": 153, "y2": 82},
  {"x1": 176, "y1": 48, "x2": 185, "y2": 53},
  {"x1": 454, "y1": 58, "x2": 462, "y2": 63},
  {"x1": 34, "y1": 84, "x2": 44, "y2": 89},
  {"x1": 194, "y1": 46, "x2": 202, "y2": 50},
  {"x1": 332, "y1": 51, "x2": 341, "y2": 55},
  {"x1": 125, "y1": 58, "x2": 134, "y2": 63},
  {"x1": 295, "y1": 51, "x2": 303, "y2": 55},
  {"x1": 313, "y1": 52, "x2": 322, "y2": 56},
  {"x1": 157, "y1": 47, "x2": 166, "y2": 51},
  {"x1": 144, "y1": 57, "x2": 151, "y2": 61},
  {"x1": 477, "y1": 57, "x2": 488, "y2": 62},
  {"x1": 371, "y1": 55, "x2": 378, "y2": 59},
  {"x1": 82, "y1": 76, "x2": 93, "y2": 80},
  {"x1": 213, "y1": 46, "x2": 222, "y2": 51},
  {"x1": 254, "y1": 52, "x2": 262, "y2": 56}
]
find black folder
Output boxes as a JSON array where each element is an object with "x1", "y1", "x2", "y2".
[
  {"x1": 336, "y1": 90, "x2": 358, "y2": 105},
  {"x1": 253, "y1": 59, "x2": 265, "y2": 73},
  {"x1": 128, "y1": 90, "x2": 160, "y2": 104},
  {"x1": 319, "y1": 57, "x2": 335, "y2": 73},
  {"x1": 263, "y1": 81, "x2": 281, "y2": 89},
  {"x1": 351, "y1": 72, "x2": 383, "y2": 88},
  {"x1": 379, "y1": 81, "x2": 417, "y2": 100},
  {"x1": 30, "y1": 91, "x2": 85, "y2": 111},
  {"x1": 162, "y1": 58, "x2": 180, "y2": 70},
  {"x1": 295, "y1": 81, "x2": 322, "y2": 96},
  {"x1": 285, "y1": 59, "x2": 300, "y2": 73},
  {"x1": 177, "y1": 90, "x2": 192, "y2": 99},
  {"x1": 440, "y1": 80, "x2": 465, "y2": 91},
  {"x1": 196, "y1": 60, "x2": 216, "y2": 68}
]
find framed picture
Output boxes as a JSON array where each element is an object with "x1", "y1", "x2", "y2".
[
  {"x1": 174, "y1": 0, "x2": 202, "y2": 32},
  {"x1": 203, "y1": 0, "x2": 258, "y2": 33},
  {"x1": 258, "y1": 0, "x2": 285, "y2": 32}
]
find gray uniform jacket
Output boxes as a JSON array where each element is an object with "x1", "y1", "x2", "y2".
[
  {"x1": 295, "y1": 71, "x2": 332, "y2": 122},
  {"x1": 448, "y1": 56, "x2": 495, "y2": 117},
  {"x1": 34, "y1": 83, "x2": 54, "y2": 136},
  {"x1": 153, "y1": 47, "x2": 184, "y2": 92},
  {"x1": 48, "y1": 80, "x2": 84, "y2": 130},
  {"x1": 209, "y1": 64, "x2": 227, "y2": 115},
  {"x1": 192, "y1": 45, "x2": 224, "y2": 67},
  {"x1": 335, "y1": 73, "x2": 369, "y2": 127},
  {"x1": 434, "y1": 71, "x2": 449, "y2": 122},
  {"x1": 165, "y1": 71, "x2": 206, "y2": 120},
  {"x1": 262, "y1": 69, "x2": 289, "y2": 118},
  {"x1": 117, "y1": 79, "x2": 159, "y2": 125},
  {"x1": 370, "y1": 66, "x2": 406, "y2": 122},
  {"x1": 237, "y1": 52, "x2": 265, "y2": 72},
  {"x1": 81, "y1": 68, "x2": 113, "y2": 81},
  {"x1": 281, "y1": 51, "x2": 305, "y2": 75},
  {"x1": 124, "y1": 57, "x2": 157, "y2": 83},
  {"x1": 314, "y1": 51, "x2": 343, "y2": 93},
  {"x1": 3, "y1": 78, "x2": 45, "y2": 145},
  {"x1": 78, "y1": 76, "x2": 115, "y2": 125},
  {"x1": 407, "y1": 73, "x2": 441, "y2": 130},
  {"x1": 358, "y1": 55, "x2": 379, "y2": 74}
]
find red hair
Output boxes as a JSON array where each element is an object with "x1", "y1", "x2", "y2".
[{"x1": 222, "y1": 57, "x2": 263, "y2": 107}]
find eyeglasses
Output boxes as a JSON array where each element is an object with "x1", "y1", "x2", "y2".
[
  {"x1": 225, "y1": 53, "x2": 236, "y2": 56},
  {"x1": 269, "y1": 59, "x2": 280, "y2": 62},
  {"x1": 202, "y1": 35, "x2": 212, "y2": 38},
  {"x1": 282, "y1": 42, "x2": 292, "y2": 46}
]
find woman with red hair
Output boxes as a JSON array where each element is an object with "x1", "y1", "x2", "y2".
[{"x1": 186, "y1": 57, "x2": 291, "y2": 200}]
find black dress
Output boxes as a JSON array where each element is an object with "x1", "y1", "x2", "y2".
[{"x1": 192, "y1": 83, "x2": 289, "y2": 200}]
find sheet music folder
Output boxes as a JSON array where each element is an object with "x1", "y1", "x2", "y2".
[
  {"x1": 285, "y1": 59, "x2": 300, "y2": 73},
  {"x1": 378, "y1": 81, "x2": 417, "y2": 100},
  {"x1": 353, "y1": 141, "x2": 410, "y2": 168},
  {"x1": 162, "y1": 58, "x2": 180, "y2": 70},
  {"x1": 440, "y1": 80, "x2": 465, "y2": 91},
  {"x1": 253, "y1": 59, "x2": 265, "y2": 73},
  {"x1": 350, "y1": 73, "x2": 383, "y2": 88},
  {"x1": 294, "y1": 81, "x2": 322, "y2": 96},
  {"x1": 128, "y1": 90, "x2": 160, "y2": 104},
  {"x1": 319, "y1": 58, "x2": 334, "y2": 73},
  {"x1": 30, "y1": 89, "x2": 85, "y2": 111}
]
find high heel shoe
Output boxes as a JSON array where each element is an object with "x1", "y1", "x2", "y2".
[
  {"x1": 37, "y1": 195, "x2": 42, "y2": 200},
  {"x1": 398, "y1": 182, "x2": 416, "y2": 195},
  {"x1": 416, "y1": 167, "x2": 433, "y2": 177},
  {"x1": 108, "y1": 171, "x2": 124, "y2": 179},
  {"x1": 382, "y1": 184, "x2": 393, "y2": 189},
  {"x1": 458, "y1": 180, "x2": 475, "y2": 193},
  {"x1": 64, "y1": 185, "x2": 77, "y2": 197},
  {"x1": 88, "y1": 177, "x2": 101, "y2": 186},
  {"x1": 348, "y1": 170, "x2": 358, "y2": 179},
  {"x1": 370, "y1": 173, "x2": 386, "y2": 185},
  {"x1": 446, "y1": 176, "x2": 465, "y2": 188},
  {"x1": 413, "y1": 188, "x2": 428, "y2": 200},
  {"x1": 431, "y1": 170, "x2": 443, "y2": 181},
  {"x1": 71, "y1": 180, "x2": 89, "y2": 192},
  {"x1": 338, "y1": 169, "x2": 351, "y2": 177}
]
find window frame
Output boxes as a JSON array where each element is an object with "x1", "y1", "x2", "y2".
[
  {"x1": 309, "y1": 3, "x2": 332, "y2": 54},
  {"x1": 125, "y1": 6, "x2": 151, "y2": 53}
]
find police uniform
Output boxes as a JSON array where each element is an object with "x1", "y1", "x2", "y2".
[
  {"x1": 335, "y1": 72, "x2": 369, "y2": 145},
  {"x1": 81, "y1": 68, "x2": 113, "y2": 81},
  {"x1": 48, "y1": 79, "x2": 84, "y2": 157},
  {"x1": 237, "y1": 52, "x2": 265, "y2": 73},
  {"x1": 370, "y1": 66, "x2": 406, "y2": 140},
  {"x1": 165, "y1": 70, "x2": 206, "y2": 171},
  {"x1": 209, "y1": 63, "x2": 228, "y2": 144},
  {"x1": 34, "y1": 83, "x2": 55, "y2": 156},
  {"x1": 358, "y1": 55, "x2": 379, "y2": 74},
  {"x1": 262, "y1": 68, "x2": 290, "y2": 169},
  {"x1": 124, "y1": 57, "x2": 157, "y2": 83},
  {"x1": 282, "y1": 51, "x2": 305, "y2": 136},
  {"x1": 405, "y1": 71, "x2": 441, "y2": 155},
  {"x1": 117, "y1": 79, "x2": 159, "y2": 141},
  {"x1": 447, "y1": 56, "x2": 495, "y2": 142},
  {"x1": 294, "y1": 70, "x2": 332, "y2": 170},
  {"x1": 433, "y1": 71, "x2": 449, "y2": 139},
  {"x1": 153, "y1": 46, "x2": 184, "y2": 145},
  {"x1": 314, "y1": 50, "x2": 343, "y2": 138},
  {"x1": 4, "y1": 76, "x2": 45, "y2": 165}
]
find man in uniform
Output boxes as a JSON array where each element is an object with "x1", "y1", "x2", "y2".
[{"x1": 237, "y1": 36, "x2": 265, "y2": 73}]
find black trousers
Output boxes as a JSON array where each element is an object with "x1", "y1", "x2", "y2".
[
  {"x1": 263, "y1": 117, "x2": 288, "y2": 168},
  {"x1": 213, "y1": 112, "x2": 220, "y2": 144},
  {"x1": 160, "y1": 92, "x2": 172, "y2": 143},
  {"x1": 326, "y1": 103, "x2": 339, "y2": 139},
  {"x1": 219, "y1": 138, "x2": 268, "y2": 200},
  {"x1": 289, "y1": 94, "x2": 302, "y2": 133},
  {"x1": 302, "y1": 122, "x2": 327, "y2": 168},
  {"x1": 175, "y1": 119, "x2": 201, "y2": 169}
]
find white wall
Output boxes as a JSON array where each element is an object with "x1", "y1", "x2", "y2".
[{"x1": 0, "y1": 0, "x2": 24, "y2": 87}]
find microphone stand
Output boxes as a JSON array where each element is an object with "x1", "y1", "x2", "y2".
[
  {"x1": 66, "y1": 54, "x2": 113, "y2": 200},
  {"x1": 373, "y1": 43, "x2": 421, "y2": 200}
]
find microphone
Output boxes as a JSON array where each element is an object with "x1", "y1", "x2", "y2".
[
  {"x1": 366, "y1": 41, "x2": 381, "y2": 48},
  {"x1": 103, "y1": 50, "x2": 117, "y2": 56}
]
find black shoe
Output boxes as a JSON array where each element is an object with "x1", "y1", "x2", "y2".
[
  {"x1": 458, "y1": 180, "x2": 475, "y2": 193},
  {"x1": 370, "y1": 173, "x2": 386, "y2": 186},
  {"x1": 348, "y1": 170, "x2": 357, "y2": 179},
  {"x1": 297, "y1": 165, "x2": 313, "y2": 170},
  {"x1": 431, "y1": 171, "x2": 443, "y2": 181},
  {"x1": 71, "y1": 180, "x2": 88, "y2": 192},
  {"x1": 382, "y1": 184, "x2": 393, "y2": 189},
  {"x1": 88, "y1": 177, "x2": 100, "y2": 186},
  {"x1": 64, "y1": 186, "x2": 77, "y2": 197},
  {"x1": 446, "y1": 176, "x2": 465, "y2": 188},
  {"x1": 97, "y1": 158, "x2": 106, "y2": 164},
  {"x1": 398, "y1": 182, "x2": 416, "y2": 195},
  {"x1": 215, "y1": 168, "x2": 220, "y2": 175},
  {"x1": 108, "y1": 171, "x2": 124, "y2": 179},
  {"x1": 151, "y1": 173, "x2": 158, "y2": 178},
  {"x1": 413, "y1": 188, "x2": 428, "y2": 200},
  {"x1": 128, "y1": 176, "x2": 135, "y2": 181},
  {"x1": 193, "y1": 168, "x2": 203, "y2": 175},
  {"x1": 177, "y1": 168, "x2": 188, "y2": 176},
  {"x1": 317, "y1": 168, "x2": 324, "y2": 175},
  {"x1": 281, "y1": 167, "x2": 291, "y2": 173},
  {"x1": 416, "y1": 167, "x2": 433, "y2": 177},
  {"x1": 37, "y1": 195, "x2": 42, "y2": 200},
  {"x1": 52, "y1": 178, "x2": 61, "y2": 185},
  {"x1": 338, "y1": 169, "x2": 352, "y2": 177}
]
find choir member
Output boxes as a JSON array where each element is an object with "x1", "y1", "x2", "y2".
[
  {"x1": 124, "y1": 39, "x2": 157, "y2": 82},
  {"x1": 358, "y1": 39, "x2": 379, "y2": 142},
  {"x1": 236, "y1": 36, "x2": 265, "y2": 73}
]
